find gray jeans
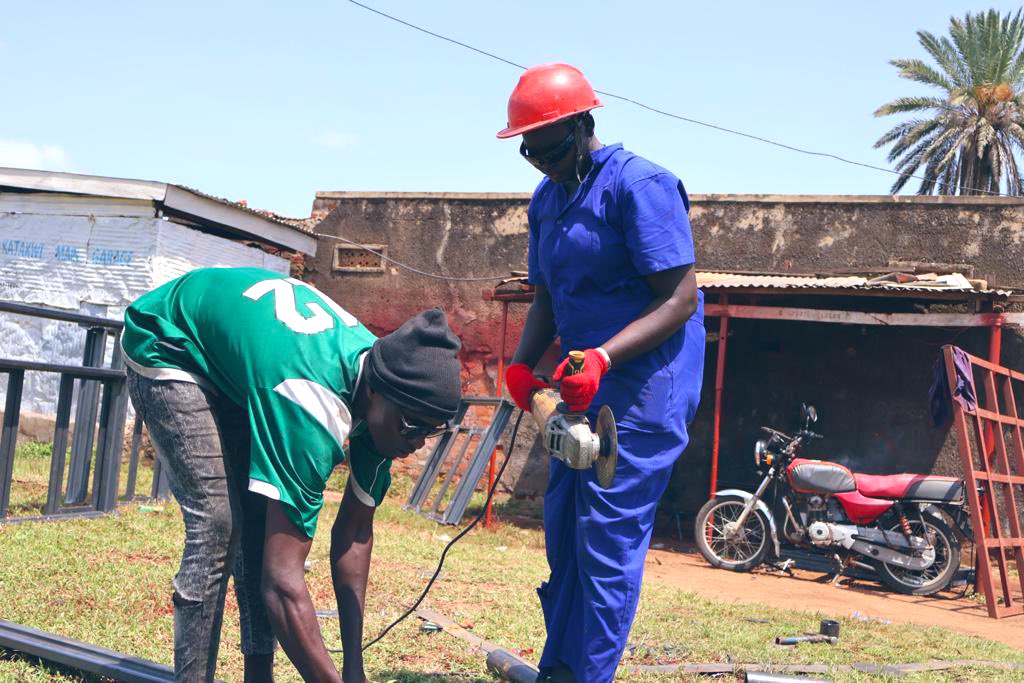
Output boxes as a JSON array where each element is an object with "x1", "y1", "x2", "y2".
[{"x1": 127, "y1": 369, "x2": 276, "y2": 682}]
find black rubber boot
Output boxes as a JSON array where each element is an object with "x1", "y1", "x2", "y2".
[{"x1": 537, "y1": 663, "x2": 575, "y2": 682}]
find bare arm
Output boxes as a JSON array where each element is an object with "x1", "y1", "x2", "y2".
[
  {"x1": 261, "y1": 501, "x2": 341, "y2": 683},
  {"x1": 601, "y1": 265, "x2": 698, "y2": 366},
  {"x1": 330, "y1": 478, "x2": 376, "y2": 683},
  {"x1": 510, "y1": 283, "x2": 557, "y2": 369}
]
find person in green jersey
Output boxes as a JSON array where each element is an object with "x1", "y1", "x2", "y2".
[{"x1": 122, "y1": 267, "x2": 462, "y2": 683}]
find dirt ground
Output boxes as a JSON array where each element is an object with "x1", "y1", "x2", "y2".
[{"x1": 644, "y1": 544, "x2": 1024, "y2": 651}]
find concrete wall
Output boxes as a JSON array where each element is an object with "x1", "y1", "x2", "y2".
[
  {"x1": 307, "y1": 193, "x2": 1024, "y2": 525},
  {"x1": 691, "y1": 194, "x2": 1024, "y2": 289},
  {"x1": 309, "y1": 192, "x2": 532, "y2": 357},
  {"x1": 307, "y1": 192, "x2": 541, "y2": 489}
]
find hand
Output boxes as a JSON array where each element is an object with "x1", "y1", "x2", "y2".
[
  {"x1": 504, "y1": 363, "x2": 550, "y2": 412},
  {"x1": 552, "y1": 349, "x2": 609, "y2": 413}
]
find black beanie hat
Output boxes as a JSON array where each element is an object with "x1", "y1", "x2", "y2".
[{"x1": 366, "y1": 308, "x2": 462, "y2": 423}]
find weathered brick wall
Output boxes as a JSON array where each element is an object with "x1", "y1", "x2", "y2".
[
  {"x1": 304, "y1": 193, "x2": 543, "y2": 490},
  {"x1": 305, "y1": 193, "x2": 1024, "y2": 523}
]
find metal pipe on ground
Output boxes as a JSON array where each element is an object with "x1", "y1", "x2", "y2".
[
  {"x1": 0, "y1": 618, "x2": 183, "y2": 682},
  {"x1": 486, "y1": 648, "x2": 539, "y2": 683},
  {"x1": 745, "y1": 673, "x2": 831, "y2": 683}
]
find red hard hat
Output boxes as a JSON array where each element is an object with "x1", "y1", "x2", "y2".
[{"x1": 496, "y1": 63, "x2": 603, "y2": 139}]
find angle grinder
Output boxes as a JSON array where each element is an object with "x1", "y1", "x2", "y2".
[{"x1": 527, "y1": 350, "x2": 618, "y2": 488}]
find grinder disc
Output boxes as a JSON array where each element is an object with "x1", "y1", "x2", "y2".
[{"x1": 593, "y1": 405, "x2": 618, "y2": 488}]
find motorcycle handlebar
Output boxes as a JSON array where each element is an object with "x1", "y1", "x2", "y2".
[{"x1": 760, "y1": 426, "x2": 791, "y2": 440}]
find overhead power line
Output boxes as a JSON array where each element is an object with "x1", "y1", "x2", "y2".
[{"x1": 344, "y1": 0, "x2": 1012, "y2": 198}]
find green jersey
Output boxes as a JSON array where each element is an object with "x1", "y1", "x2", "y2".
[{"x1": 122, "y1": 267, "x2": 391, "y2": 537}]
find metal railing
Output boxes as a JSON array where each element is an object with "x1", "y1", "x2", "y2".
[{"x1": 0, "y1": 300, "x2": 167, "y2": 522}]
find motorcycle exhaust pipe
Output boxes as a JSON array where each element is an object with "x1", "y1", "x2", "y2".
[{"x1": 848, "y1": 559, "x2": 875, "y2": 573}]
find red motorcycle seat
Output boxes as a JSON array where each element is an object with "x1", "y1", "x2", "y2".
[{"x1": 854, "y1": 473, "x2": 962, "y2": 501}]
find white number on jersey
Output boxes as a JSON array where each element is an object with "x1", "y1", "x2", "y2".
[{"x1": 243, "y1": 278, "x2": 358, "y2": 334}]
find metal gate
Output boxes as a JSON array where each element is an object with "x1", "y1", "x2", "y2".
[
  {"x1": 943, "y1": 344, "x2": 1024, "y2": 619},
  {"x1": 0, "y1": 301, "x2": 167, "y2": 522}
]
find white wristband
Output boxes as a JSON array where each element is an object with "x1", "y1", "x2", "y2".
[{"x1": 595, "y1": 346, "x2": 611, "y2": 370}]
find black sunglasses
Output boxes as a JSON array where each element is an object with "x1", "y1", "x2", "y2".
[
  {"x1": 399, "y1": 413, "x2": 451, "y2": 439},
  {"x1": 520, "y1": 128, "x2": 576, "y2": 167}
]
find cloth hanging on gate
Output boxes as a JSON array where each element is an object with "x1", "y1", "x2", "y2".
[{"x1": 929, "y1": 346, "x2": 977, "y2": 426}]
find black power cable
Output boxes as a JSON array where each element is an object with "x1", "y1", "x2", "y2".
[{"x1": 348, "y1": 409, "x2": 525, "y2": 653}]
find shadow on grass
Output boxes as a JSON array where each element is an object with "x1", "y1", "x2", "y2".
[{"x1": 373, "y1": 670, "x2": 491, "y2": 683}]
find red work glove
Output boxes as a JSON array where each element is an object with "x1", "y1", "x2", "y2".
[
  {"x1": 505, "y1": 363, "x2": 550, "y2": 412},
  {"x1": 552, "y1": 348, "x2": 610, "y2": 413}
]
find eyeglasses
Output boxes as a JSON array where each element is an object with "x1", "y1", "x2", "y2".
[
  {"x1": 399, "y1": 413, "x2": 451, "y2": 439},
  {"x1": 520, "y1": 128, "x2": 576, "y2": 167}
]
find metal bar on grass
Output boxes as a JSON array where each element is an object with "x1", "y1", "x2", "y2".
[{"x1": 0, "y1": 618, "x2": 175, "y2": 683}]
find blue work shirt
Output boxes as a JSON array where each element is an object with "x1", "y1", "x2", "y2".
[{"x1": 527, "y1": 143, "x2": 704, "y2": 437}]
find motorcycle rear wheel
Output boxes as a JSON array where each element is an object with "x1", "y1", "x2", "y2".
[
  {"x1": 695, "y1": 495, "x2": 770, "y2": 572},
  {"x1": 874, "y1": 515, "x2": 960, "y2": 596}
]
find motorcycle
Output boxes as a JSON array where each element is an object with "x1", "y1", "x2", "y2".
[{"x1": 694, "y1": 405, "x2": 970, "y2": 596}]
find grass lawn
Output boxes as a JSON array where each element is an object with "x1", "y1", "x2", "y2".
[{"x1": 1, "y1": 443, "x2": 1022, "y2": 682}]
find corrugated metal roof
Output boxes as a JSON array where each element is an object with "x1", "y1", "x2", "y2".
[
  {"x1": 697, "y1": 271, "x2": 1011, "y2": 296},
  {"x1": 174, "y1": 184, "x2": 306, "y2": 231},
  {"x1": 0, "y1": 168, "x2": 317, "y2": 254}
]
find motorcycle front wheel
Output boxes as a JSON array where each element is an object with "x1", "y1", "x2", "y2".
[
  {"x1": 694, "y1": 495, "x2": 770, "y2": 572},
  {"x1": 874, "y1": 514, "x2": 960, "y2": 596}
]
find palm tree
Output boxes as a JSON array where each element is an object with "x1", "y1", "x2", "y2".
[{"x1": 874, "y1": 9, "x2": 1024, "y2": 195}]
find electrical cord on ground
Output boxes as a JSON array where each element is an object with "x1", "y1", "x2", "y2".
[
  {"x1": 336, "y1": 408, "x2": 525, "y2": 654},
  {"x1": 344, "y1": 0, "x2": 1010, "y2": 197},
  {"x1": 313, "y1": 232, "x2": 516, "y2": 282}
]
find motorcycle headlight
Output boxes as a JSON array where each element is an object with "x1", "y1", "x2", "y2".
[{"x1": 754, "y1": 439, "x2": 769, "y2": 466}]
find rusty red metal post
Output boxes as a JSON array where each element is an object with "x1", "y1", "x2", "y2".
[
  {"x1": 710, "y1": 295, "x2": 729, "y2": 498},
  {"x1": 485, "y1": 300, "x2": 511, "y2": 528},
  {"x1": 976, "y1": 314, "x2": 1005, "y2": 589}
]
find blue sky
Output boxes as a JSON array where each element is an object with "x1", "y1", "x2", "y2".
[{"x1": 2, "y1": 1, "x2": 1019, "y2": 217}]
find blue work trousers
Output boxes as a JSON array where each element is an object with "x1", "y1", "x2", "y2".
[{"x1": 537, "y1": 428, "x2": 683, "y2": 682}]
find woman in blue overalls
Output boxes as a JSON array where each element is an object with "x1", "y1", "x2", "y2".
[{"x1": 500, "y1": 63, "x2": 705, "y2": 683}]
